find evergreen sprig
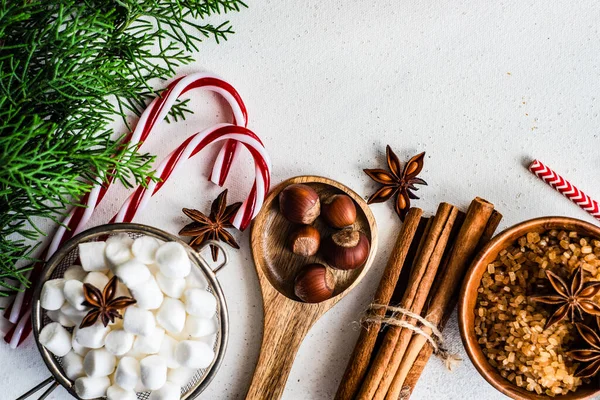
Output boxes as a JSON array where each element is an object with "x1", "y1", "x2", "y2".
[{"x1": 0, "y1": 0, "x2": 246, "y2": 296}]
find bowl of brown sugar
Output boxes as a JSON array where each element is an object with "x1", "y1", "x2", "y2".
[{"x1": 459, "y1": 217, "x2": 600, "y2": 399}]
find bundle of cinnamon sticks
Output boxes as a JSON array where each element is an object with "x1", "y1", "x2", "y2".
[{"x1": 335, "y1": 198, "x2": 502, "y2": 400}]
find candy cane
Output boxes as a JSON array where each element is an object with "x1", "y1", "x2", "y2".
[
  {"x1": 529, "y1": 159, "x2": 600, "y2": 221},
  {"x1": 4, "y1": 74, "x2": 263, "y2": 347},
  {"x1": 51, "y1": 72, "x2": 249, "y2": 250},
  {"x1": 112, "y1": 123, "x2": 271, "y2": 228}
]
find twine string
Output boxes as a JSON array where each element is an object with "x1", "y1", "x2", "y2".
[{"x1": 362, "y1": 303, "x2": 461, "y2": 370}]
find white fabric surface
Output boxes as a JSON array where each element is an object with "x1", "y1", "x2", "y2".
[{"x1": 2, "y1": 1, "x2": 600, "y2": 399}]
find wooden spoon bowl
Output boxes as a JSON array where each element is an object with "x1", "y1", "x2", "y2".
[
  {"x1": 459, "y1": 217, "x2": 600, "y2": 400},
  {"x1": 247, "y1": 176, "x2": 378, "y2": 399}
]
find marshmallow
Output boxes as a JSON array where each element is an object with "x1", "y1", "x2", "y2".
[
  {"x1": 105, "y1": 234, "x2": 134, "y2": 267},
  {"x1": 107, "y1": 385, "x2": 137, "y2": 400},
  {"x1": 123, "y1": 306, "x2": 155, "y2": 336},
  {"x1": 158, "y1": 335, "x2": 180, "y2": 369},
  {"x1": 115, "y1": 280, "x2": 131, "y2": 298},
  {"x1": 47, "y1": 308, "x2": 75, "y2": 327},
  {"x1": 140, "y1": 355, "x2": 167, "y2": 390},
  {"x1": 83, "y1": 271, "x2": 110, "y2": 290},
  {"x1": 104, "y1": 329, "x2": 134, "y2": 356},
  {"x1": 72, "y1": 333, "x2": 90, "y2": 357},
  {"x1": 115, "y1": 259, "x2": 151, "y2": 288},
  {"x1": 156, "y1": 272, "x2": 186, "y2": 298},
  {"x1": 132, "y1": 235, "x2": 161, "y2": 264},
  {"x1": 62, "y1": 350, "x2": 85, "y2": 380},
  {"x1": 135, "y1": 379, "x2": 147, "y2": 392},
  {"x1": 39, "y1": 322, "x2": 72, "y2": 356},
  {"x1": 115, "y1": 356, "x2": 141, "y2": 390},
  {"x1": 133, "y1": 326, "x2": 165, "y2": 355},
  {"x1": 130, "y1": 276, "x2": 163, "y2": 310},
  {"x1": 78, "y1": 241, "x2": 108, "y2": 272},
  {"x1": 60, "y1": 303, "x2": 87, "y2": 326},
  {"x1": 185, "y1": 269, "x2": 208, "y2": 290},
  {"x1": 183, "y1": 288, "x2": 217, "y2": 318},
  {"x1": 197, "y1": 333, "x2": 217, "y2": 348},
  {"x1": 63, "y1": 280, "x2": 87, "y2": 311},
  {"x1": 185, "y1": 316, "x2": 217, "y2": 338},
  {"x1": 156, "y1": 242, "x2": 191, "y2": 278},
  {"x1": 83, "y1": 348, "x2": 117, "y2": 377},
  {"x1": 156, "y1": 297, "x2": 186, "y2": 334},
  {"x1": 167, "y1": 366, "x2": 196, "y2": 387},
  {"x1": 174, "y1": 340, "x2": 214, "y2": 369},
  {"x1": 64, "y1": 265, "x2": 87, "y2": 281},
  {"x1": 74, "y1": 321, "x2": 110, "y2": 349},
  {"x1": 146, "y1": 262, "x2": 159, "y2": 274},
  {"x1": 74, "y1": 376, "x2": 110, "y2": 399},
  {"x1": 41, "y1": 279, "x2": 65, "y2": 310},
  {"x1": 124, "y1": 347, "x2": 146, "y2": 361},
  {"x1": 149, "y1": 381, "x2": 180, "y2": 400}
]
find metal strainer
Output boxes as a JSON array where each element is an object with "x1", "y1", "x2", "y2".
[{"x1": 20, "y1": 223, "x2": 229, "y2": 400}]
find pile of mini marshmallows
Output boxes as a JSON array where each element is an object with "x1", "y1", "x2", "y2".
[{"x1": 38, "y1": 234, "x2": 218, "y2": 400}]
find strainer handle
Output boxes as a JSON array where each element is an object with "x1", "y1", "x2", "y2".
[
  {"x1": 16, "y1": 377, "x2": 58, "y2": 400},
  {"x1": 197, "y1": 241, "x2": 229, "y2": 274}
]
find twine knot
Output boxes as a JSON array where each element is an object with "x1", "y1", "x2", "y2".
[{"x1": 362, "y1": 304, "x2": 461, "y2": 370}]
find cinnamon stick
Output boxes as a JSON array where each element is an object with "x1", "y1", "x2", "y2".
[
  {"x1": 384, "y1": 197, "x2": 495, "y2": 399},
  {"x1": 397, "y1": 204, "x2": 503, "y2": 400},
  {"x1": 373, "y1": 204, "x2": 460, "y2": 400},
  {"x1": 357, "y1": 203, "x2": 458, "y2": 399},
  {"x1": 476, "y1": 209, "x2": 503, "y2": 252},
  {"x1": 335, "y1": 208, "x2": 423, "y2": 400}
]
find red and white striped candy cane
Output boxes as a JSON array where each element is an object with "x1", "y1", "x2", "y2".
[
  {"x1": 111, "y1": 123, "x2": 271, "y2": 228},
  {"x1": 47, "y1": 72, "x2": 248, "y2": 257},
  {"x1": 529, "y1": 159, "x2": 600, "y2": 221},
  {"x1": 5, "y1": 73, "x2": 262, "y2": 347},
  {"x1": 133, "y1": 73, "x2": 250, "y2": 187}
]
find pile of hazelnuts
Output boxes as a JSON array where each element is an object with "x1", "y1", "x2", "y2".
[{"x1": 278, "y1": 184, "x2": 370, "y2": 303}]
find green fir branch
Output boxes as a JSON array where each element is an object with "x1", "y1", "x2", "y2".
[{"x1": 0, "y1": 0, "x2": 247, "y2": 296}]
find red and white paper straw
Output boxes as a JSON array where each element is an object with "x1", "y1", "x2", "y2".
[
  {"x1": 4, "y1": 73, "x2": 268, "y2": 348},
  {"x1": 529, "y1": 159, "x2": 600, "y2": 221}
]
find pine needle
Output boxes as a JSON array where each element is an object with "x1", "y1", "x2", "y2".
[{"x1": 0, "y1": 0, "x2": 247, "y2": 295}]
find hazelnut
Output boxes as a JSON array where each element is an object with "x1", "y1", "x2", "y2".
[
  {"x1": 279, "y1": 184, "x2": 320, "y2": 224},
  {"x1": 290, "y1": 225, "x2": 321, "y2": 257},
  {"x1": 322, "y1": 229, "x2": 369, "y2": 270},
  {"x1": 321, "y1": 194, "x2": 357, "y2": 228},
  {"x1": 294, "y1": 264, "x2": 335, "y2": 303}
]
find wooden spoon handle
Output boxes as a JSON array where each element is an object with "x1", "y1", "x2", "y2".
[{"x1": 246, "y1": 302, "x2": 317, "y2": 400}]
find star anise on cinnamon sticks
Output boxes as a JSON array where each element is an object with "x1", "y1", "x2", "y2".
[
  {"x1": 364, "y1": 146, "x2": 427, "y2": 220},
  {"x1": 80, "y1": 276, "x2": 136, "y2": 329},
  {"x1": 529, "y1": 267, "x2": 600, "y2": 329},
  {"x1": 179, "y1": 189, "x2": 241, "y2": 262},
  {"x1": 567, "y1": 322, "x2": 600, "y2": 378}
]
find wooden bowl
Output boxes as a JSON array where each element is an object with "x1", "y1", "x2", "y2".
[{"x1": 459, "y1": 216, "x2": 600, "y2": 400}]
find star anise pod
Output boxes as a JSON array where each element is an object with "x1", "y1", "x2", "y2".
[
  {"x1": 179, "y1": 189, "x2": 241, "y2": 262},
  {"x1": 529, "y1": 267, "x2": 600, "y2": 329},
  {"x1": 363, "y1": 145, "x2": 427, "y2": 220},
  {"x1": 80, "y1": 276, "x2": 136, "y2": 329},
  {"x1": 567, "y1": 322, "x2": 600, "y2": 378}
]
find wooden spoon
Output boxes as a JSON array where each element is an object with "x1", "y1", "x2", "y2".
[{"x1": 246, "y1": 176, "x2": 378, "y2": 399}]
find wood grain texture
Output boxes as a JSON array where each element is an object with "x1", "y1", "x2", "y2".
[{"x1": 246, "y1": 176, "x2": 378, "y2": 400}]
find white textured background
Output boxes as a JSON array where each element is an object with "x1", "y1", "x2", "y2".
[{"x1": 3, "y1": 1, "x2": 600, "y2": 399}]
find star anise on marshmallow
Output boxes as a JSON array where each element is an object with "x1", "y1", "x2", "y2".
[{"x1": 80, "y1": 276, "x2": 136, "y2": 329}]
